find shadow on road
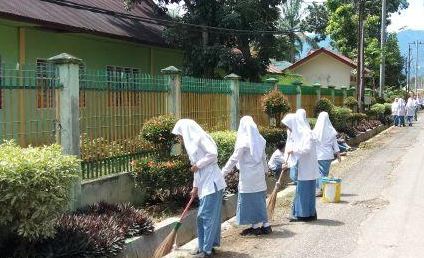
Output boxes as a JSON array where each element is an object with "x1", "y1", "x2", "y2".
[
  {"x1": 309, "y1": 219, "x2": 345, "y2": 227},
  {"x1": 261, "y1": 229, "x2": 296, "y2": 239},
  {"x1": 341, "y1": 193, "x2": 357, "y2": 197},
  {"x1": 215, "y1": 251, "x2": 253, "y2": 258}
]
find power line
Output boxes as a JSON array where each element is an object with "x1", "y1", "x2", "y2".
[{"x1": 40, "y1": 0, "x2": 300, "y2": 36}]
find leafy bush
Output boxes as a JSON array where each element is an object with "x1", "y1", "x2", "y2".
[
  {"x1": 343, "y1": 96, "x2": 358, "y2": 110},
  {"x1": 131, "y1": 156, "x2": 192, "y2": 205},
  {"x1": 384, "y1": 103, "x2": 392, "y2": 116},
  {"x1": 261, "y1": 88, "x2": 291, "y2": 125},
  {"x1": 0, "y1": 142, "x2": 79, "y2": 241},
  {"x1": 3, "y1": 202, "x2": 154, "y2": 258},
  {"x1": 225, "y1": 170, "x2": 239, "y2": 194},
  {"x1": 370, "y1": 103, "x2": 385, "y2": 119},
  {"x1": 210, "y1": 131, "x2": 237, "y2": 167},
  {"x1": 349, "y1": 112, "x2": 368, "y2": 126},
  {"x1": 308, "y1": 118, "x2": 317, "y2": 128},
  {"x1": 81, "y1": 135, "x2": 154, "y2": 161},
  {"x1": 258, "y1": 126, "x2": 286, "y2": 148},
  {"x1": 314, "y1": 98, "x2": 334, "y2": 117},
  {"x1": 140, "y1": 115, "x2": 177, "y2": 153},
  {"x1": 331, "y1": 107, "x2": 353, "y2": 131},
  {"x1": 338, "y1": 126, "x2": 359, "y2": 138}
]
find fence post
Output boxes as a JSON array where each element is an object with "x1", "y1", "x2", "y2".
[
  {"x1": 328, "y1": 85, "x2": 336, "y2": 103},
  {"x1": 341, "y1": 86, "x2": 348, "y2": 102},
  {"x1": 313, "y1": 82, "x2": 321, "y2": 102},
  {"x1": 49, "y1": 53, "x2": 82, "y2": 210},
  {"x1": 293, "y1": 81, "x2": 302, "y2": 110},
  {"x1": 225, "y1": 73, "x2": 240, "y2": 130},
  {"x1": 161, "y1": 66, "x2": 182, "y2": 119}
]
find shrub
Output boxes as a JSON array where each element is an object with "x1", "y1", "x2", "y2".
[
  {"x1": 81, "y1": 135, "x2": 154, "y2": 162},
  {"x1": 343, "y1": 96, "x2": 358, "y2": 111},
  {"x1": 258, "y1": 126, "x2": 287, "y2": 148},
  {"x1": 261, "y1": 88, "x2": 291, "y2": 125},
  {"x1": 0, "y1": 142, "x2": 79, "y2": 241},
  {"x1": 383, "y1": 103, "x2": 392, "y2": 116},
  {"x1": 210, "y1": 131, "x2": 237, "y2": 167},
  {"x1": 331, "y1": 107, "x2": 353, "y2": 131},
  {"x1": 225, "y1": 170, "x2": 239, "y2": 194},
  {"x1": 308, "y1": 118, "x2": 317, "y2": 128},
  {"x1": 131, "y1": 156, "x2": 192, "y2": 205},
  {"x1": 314, "y1": 98, "x2": 334, "y2": 117},
  {"x1": 140, "y1": 115, "x2": 177, "y2": 153},
  {"x1": 370, "y1": 103, "x2": 386, "y2": 121},
  {"x1": 350, "y1": 112, "x2": 368, "y2": 126},
  {"x1": 338, "y1": 126, "x2": 358, "y2": 138}
]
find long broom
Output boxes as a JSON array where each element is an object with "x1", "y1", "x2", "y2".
[
  {"x1": 152, "y1": 195, "x2": 195, "y2": 258},
  {"x1": 266, "y1": 155, "x2": 290, "y2": 220}
]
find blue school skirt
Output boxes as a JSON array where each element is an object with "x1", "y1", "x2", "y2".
[
  {"x1": 317, "y1": 159, "x2": 332, "y2": 189},
  {"x1": 236, "y1": 191, "x2": 268, "y2": 225},
  {"x1": 292, "y1": 180, "x2": 317, "y2": 219}
]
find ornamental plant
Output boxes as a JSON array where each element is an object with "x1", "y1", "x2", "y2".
[
  {"x1": 314, "y1": 98, "x2": 334, "y2": 118},
  {"x1": 210, "y1": 131, "x2": 237, "y2": 167},
  {"x1": 331, "y1": 106, "x2": 353, "y2": 131},
  {"x1": 140, "y1": 114, "x2": 178, "y2": 154},
  {"x1": 131, "y1": 156, "x2": 192, "y2": 204},
  {"x1": 0, "y1": 141, "x2": 80, "y2": 240},
  {"x1": 261, "y1": 88, "x2": 291, "y2": 126},
  {"x1": 343, "y1": 96, "x2": 358, "y2": 111}
]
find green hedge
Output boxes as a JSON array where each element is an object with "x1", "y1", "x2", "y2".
[{"x1": 0, "y1": 142, "x2": 80, "y2": 240}]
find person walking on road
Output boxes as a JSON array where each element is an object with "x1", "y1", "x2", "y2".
[
  {"x1": 397, "y1": 98, "x2": 407, "y2": 127},
  {"x1": 406, "y1": 93, "x2": 416, "y2": 127},
  {"x1": 391, "y1": 98, "x2": 399, "y2": 126}
]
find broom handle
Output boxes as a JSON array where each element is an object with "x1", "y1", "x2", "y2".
[{"x1": 179, "y1": 195, "x2": 195, "y2": 221}]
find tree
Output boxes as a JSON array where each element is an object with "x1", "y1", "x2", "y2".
[
  {"x1": 300, "y1": 2, "x2": 329, "y2": 42},
  {"x1": 125, "y1": 0, "x2": 285, "y2": 81},
  {"x1": 324, "y1": 0, "x2": 408, "y2": 88},
  {"x1": 278, "y1": 0, "x2": 319, "y2": 63},
  {"x1": 385, "y1": 33, "x2": 406, "y2": 88}
]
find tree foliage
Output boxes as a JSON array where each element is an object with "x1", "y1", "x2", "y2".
[
  {"x1": 324, "y1": 0, "x2": 408, "y2": 88},
  {"x1": 127, "y1": 0, "x2": 285, "y2": 81}
]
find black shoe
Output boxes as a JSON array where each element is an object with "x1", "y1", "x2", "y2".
[
  {"x1": 252, "y1": 227, "x2": 263, "y2": 236},
  {"x1": 192, "y1": 252, "x2": 212, "y2": 258},
  {"x1": 261, "y1": 226, "x2": 272, "y2": 235},
  {"x1": 191, "y1": 248, "x2": 216, "y2": 255},
  {"x1": 240, "y1": 227, "x2": 254, "y2": 236}
]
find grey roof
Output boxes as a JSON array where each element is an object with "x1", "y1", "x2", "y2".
[{"x1": 0, "y1": 0, "x2": 168, "y2": 47}]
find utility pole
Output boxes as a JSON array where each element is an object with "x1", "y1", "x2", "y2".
[
  {"x1": 357, "y1": 0, "x2": 365, "y2": 112},
  {"x1": 407, "y1": 44, "x2": 411, "y2": 92},
  {"x1": 415, "y1": 41, "x2": 419, "y2": 94},
  {"x1": 379, "y1": 0, "x2": 387, "y2": 97}
]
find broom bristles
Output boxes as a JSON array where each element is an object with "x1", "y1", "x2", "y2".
[
  {"x1": 267, "y1": 187, "x2": 278, "y2": 220},
  {"x1": 152, "y1": 227, "x2": 178, "y2": 258}
]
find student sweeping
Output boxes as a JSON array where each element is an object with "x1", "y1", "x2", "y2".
[
  {"x1": 172, "y1": 119, "x2": 226, "y2": 258},
  {"x1": 313, "y1": 112, "x2": 341, "y2": 197},
  {"x1": 222, "y1": 116, "x2": 271, "y2": 236},
  {"x1": 268, "y1": 141, "x2": 285, "y2": 180},
  {"x1": 281, "y1": 113, "x2": 320, "y2": 222}
]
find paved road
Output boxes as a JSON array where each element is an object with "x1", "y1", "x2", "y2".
[{"x1": 207, "y1": 115, "x2": 424, "y2": 258}]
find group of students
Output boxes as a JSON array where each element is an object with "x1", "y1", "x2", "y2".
[
  {"x1": 171, "y1": 109, "x2": 341, "y2": 257},
  {"x1": 391, "y1": 92, "x2": 422, "y2": 127}
]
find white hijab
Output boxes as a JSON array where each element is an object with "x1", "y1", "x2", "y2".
[
  {"x1": 313, "y1": 112, "x2": 337, "y2": 145},
  {"x1": 172, "y1": 119, "x2": 218, "y2": 163},
  {"x1": 296, "y1": 109, "x2": 311, "y2": 130},
  {"x1": 281, "y1": 113, "x2": 311, "y2": 146},
  {"x1": 235, "y1": 116, "x2": 266, "y2": 163},
  {"x1": 406, "y1": 97, "x2": 415, "y2": 109}
]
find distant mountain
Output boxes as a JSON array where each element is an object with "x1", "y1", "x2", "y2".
[{"x1": 396, "y1": 30, "x2": 424, "y2": 76}]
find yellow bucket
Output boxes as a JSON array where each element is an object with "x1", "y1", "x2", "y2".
[{"x1": 322, "y1": 177, "x2": 341, "y2": 203}]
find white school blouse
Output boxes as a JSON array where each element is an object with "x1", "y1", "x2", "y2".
[
  {"x1": 292, "y1": 135, "x2": 320, "y2": 181},
  {"x1": 221, "y1": 147, "x2": 267, "y2": 193},
  {"x1": 316, "y1": 136, "x2": 340, "y2": 161},
  {"x1": 191, "y1": 141, "x2": 227, "y2": 199},
  {"x1": 268, "y1": 149, "x2": 284, "y2": 170}
]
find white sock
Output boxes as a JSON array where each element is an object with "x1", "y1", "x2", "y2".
[{"x1": 253, "y1": 223, "x2": 262, "y2": 229}]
